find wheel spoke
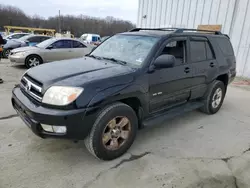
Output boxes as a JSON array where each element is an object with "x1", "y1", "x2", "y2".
[
  {"x1": 29, "y1": 59, "x2": 34, "y2": 66},
  {"x1": 120, "y1": 130, "x2": 129, "y2": 139},
  {"x1": 102, "y1": 132, "x2": 111, "y2": 145},
  {"x1": 110, "y1": 138, "x2": 119, "y2": 149},
  {"x1": 117, "y1": 117, "x2": 129, "y2": 128},
  {"x1": 108, "y1": 119, "x2": 116, "y2": 129},
  {"x1": 212, "y1": 101, "x2": 217, "y2": 108}
]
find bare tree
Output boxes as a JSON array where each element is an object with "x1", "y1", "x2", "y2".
[{"x1": 0, "y1": 4, "x2": 135, "y2": 37}]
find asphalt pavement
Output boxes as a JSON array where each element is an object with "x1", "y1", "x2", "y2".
[{"x1": 1, "y1": 59, "x2": 250, "y2": 188}]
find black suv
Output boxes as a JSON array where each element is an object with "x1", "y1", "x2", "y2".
[{"x1": 12, "y1": 28, "x2": 236, "y2": 160}]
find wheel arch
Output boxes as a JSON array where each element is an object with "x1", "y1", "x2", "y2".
[{"x1": 25, "y1": 54, "x2": 44, "y2": 64}]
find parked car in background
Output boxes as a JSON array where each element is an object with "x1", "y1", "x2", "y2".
[
  {"x1": 80, "y1": 33, "x2": 101, "y2": 45},
  {"x1": 2, "y1": 35, "x2": 51, "y2": 58},
  {"x1": 4, "y1": 33, "x2": 30, "y2": 41},
  {"x1": 9, "y1": 38, "x2": 93, "y2": 68}
]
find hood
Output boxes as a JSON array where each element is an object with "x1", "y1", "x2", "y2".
[
  {"x1": 26, "y1": 57, "x2": 135, "y2": 90},
  {"x1": 11, "y1": 46, "x2": 38, "y2": 53}
]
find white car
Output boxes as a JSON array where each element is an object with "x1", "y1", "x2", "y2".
[{"x1": 80, "y1": 33, "x2": 100, "y2": 44}]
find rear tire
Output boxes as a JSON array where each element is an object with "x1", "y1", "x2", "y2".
[
  {"x1": 25, "y1": 55, "x2": 42, "y2": 68},
  {"x1": 84, "y1": 102, "x2": 138, "y2": 161},
  {"x1": 200, "y1": 80, "x2": 226, "y2": 114}
]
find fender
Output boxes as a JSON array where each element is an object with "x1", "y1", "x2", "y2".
[{"x1": 87, "y1": 83, "x2": 149, "y2": 113}]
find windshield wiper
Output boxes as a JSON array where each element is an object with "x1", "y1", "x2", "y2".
[
  {"x1": 86, "y1": 54, "x2": 103, "y2": 60},
  {"x1": 102, "y1": 57, "x2": 127, "y2": 65}
]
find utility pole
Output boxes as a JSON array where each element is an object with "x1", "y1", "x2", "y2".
[{"x1": 58, "y1": 10, "x2": 61, "y2": 33}]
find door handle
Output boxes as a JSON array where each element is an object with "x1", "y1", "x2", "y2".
[
  {"x1": 210, "y1": 62, "x2": 215, "y2": 67},
  {"x1": 184, "y1": 67, "x2": 190, "y2": 73}
]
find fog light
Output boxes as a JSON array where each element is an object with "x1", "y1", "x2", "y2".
[
  {"x1": 52, "y1": 126, "x2": 67, "y2": 134},
  {"x1": 41, "y1": 124, "x2": 53, "y2": 132}
]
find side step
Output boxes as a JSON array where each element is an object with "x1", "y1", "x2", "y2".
[{"x1": 142, "y1": 102, "x2": 204, "y2": 127}]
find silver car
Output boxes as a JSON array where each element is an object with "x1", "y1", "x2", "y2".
[{"x1": 9, "y1": 38, "x2": 93, "y2": 68}]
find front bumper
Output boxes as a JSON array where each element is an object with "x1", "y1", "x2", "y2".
[
  {"x1": 12, "y1": 86, "x2": 97, "y2": 140},
  {"x1": 9, "y1": 55, "x2": 26, "y2": 64}
]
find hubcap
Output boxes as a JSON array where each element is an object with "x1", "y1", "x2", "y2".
[
  {"x1": 29, "y1": 57, "x2": 40, "y2": 67},
  {"x1": 4, "y1": 49, "x2": 10, "y2": 57},
  {"x1": 102, "y1": 116, "x2": 131, "y2": 151},
  {"x1": 212, "y1": 88, "x2": 222, "y2": 109}
]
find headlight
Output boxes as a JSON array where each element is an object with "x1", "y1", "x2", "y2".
[
  {"x1": 14, "y1": 52, "x2": 27, "y2": 56},
  {"x1": 42, "y1": 86, "x2": 84, "y2": 106}
]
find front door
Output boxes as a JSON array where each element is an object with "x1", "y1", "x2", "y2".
[
  {"x1": 44, "y1": 40, "x2": 73, "y2": 62},
  {"x1": 149, "y1": 37, "x2": 192, "y2": 113}
]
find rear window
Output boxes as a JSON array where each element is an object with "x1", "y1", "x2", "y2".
[{"x1": 217, "y1": 38, "x2": 234, "y2": 56}]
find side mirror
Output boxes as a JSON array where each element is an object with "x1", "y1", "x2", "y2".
[
  {"x1": 47, "y1": 45, "x2": 53, "y2": 50},
  {"x1": 153, "y1": 54, "x2": 175, "y2": 69}
]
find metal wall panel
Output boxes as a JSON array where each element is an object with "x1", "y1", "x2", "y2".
[{"x1": 137, "y1": 0, "x2": 250, "y2": 77}]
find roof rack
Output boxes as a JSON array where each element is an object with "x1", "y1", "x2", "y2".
[
  {"x1": 129, "y1": 28, "x2": 179, "y2": 32},
  {"x1": 174, "y1": 28, "x2": 222, "y2": 35},
  {"x1": 129, "y1": 28, "x2": 222, "y2": 35}
]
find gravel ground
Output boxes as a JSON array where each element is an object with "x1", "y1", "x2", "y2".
[{"x1": 1, "y1": 59, "x2": 250, "y2": 188}]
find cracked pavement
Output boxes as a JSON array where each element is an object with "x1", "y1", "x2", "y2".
[{"x1": 1, "y1": 59, "x2": 250, "y2": 188}]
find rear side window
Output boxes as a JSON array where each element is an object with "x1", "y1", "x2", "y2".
[
  {"x1": 27, "y1": 37, "x2": 40, "y2": 43},
  {"x1": 190, "y1": 41, "x2": 206, "y2": 62},
  {"x1": 73, "y1": 41, "x2": 86, "y2": 48},
  {"x1": 40, "y1": 36, "x2": 51, "y2": 42},
  {"x1": 205, "y1": 42, "x2": 214, "y2": 60},
  {"x1": 92, "y1": 36, "x2": 98, "y2": 42},
  {"x1": 217, "y1": 38, "x2": 234, "y2": 56}
]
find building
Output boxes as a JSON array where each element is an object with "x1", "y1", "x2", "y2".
[{"x1": 137, "y1": 0, "x2": 250, "y2": 78}]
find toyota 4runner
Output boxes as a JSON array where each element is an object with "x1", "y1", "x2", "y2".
[{"x1": 12, "y1": 28, "x2": 236, "y2": 160}]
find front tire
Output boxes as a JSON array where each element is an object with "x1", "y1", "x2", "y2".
[
  {"x1": 25, "y1": 55, "x2": 42, "y2": 68},
  {"x1": 84, "y1": 102, "x2": 138, "y2": 161},
  {"x1": 200, "y1": 80, "x2": 226, "y2": 114},
  {"x1": 2, "y1": 49, "x2": 11, "y2": 58}
]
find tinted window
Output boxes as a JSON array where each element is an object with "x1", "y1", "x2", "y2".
[
  {"x1": 73, "y1": 41, "x2": 86, "y2": 48},
  {"x1": 27, "y1": 36, "x2": 40, "y2": 43},
  {"x1": 92, "y1": 36, "x2": 98, "y2": 42},
  {"x1": 11, "y1": 34, "x2": 26, "y2": 39},
  {"x1": 52, "y1": 40, "x2": 72, "y2": 48},
  {"x1": 40, "y1": 36, "x2": 51, "y2": 42},
  {"x1": 205, "y1": 42, "x2": 214, "y2": 59},
  {"x1": 217, "y1": 38, "x2": 234, "y2": 56},
  {"x1": 190, "y1": 41, "x2": 206, "y2": 62}
]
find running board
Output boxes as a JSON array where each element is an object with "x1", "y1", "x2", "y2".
[{"x1": 142, "y1": 102, "x2": 204, "y2": 127}]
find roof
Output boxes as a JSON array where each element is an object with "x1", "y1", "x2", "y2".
[{"x1": 120, "y1": 28, "x2": 226, "y2": 38}]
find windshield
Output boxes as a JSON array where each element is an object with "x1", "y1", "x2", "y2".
[
  {"x1": 17, "y1": 35, "x2": 32, "y2": 41},
  {"x1": 36, "y1": 38, "x2": 55, "y2": 48},
  {"x1": 90, "y1": 34, "x2": 159, "y2": 67}
]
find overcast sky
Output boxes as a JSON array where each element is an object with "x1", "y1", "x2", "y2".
[{"x1": 0, "y1": 0, "x2": 138, "y2": 23}]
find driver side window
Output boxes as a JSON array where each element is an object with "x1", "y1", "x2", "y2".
[
  {"x1": 160, "y1": 39, "x2": 187, "y2": 66},
  {"x1": 51, "y1": 40, "x2": 72, "y2": 49}
]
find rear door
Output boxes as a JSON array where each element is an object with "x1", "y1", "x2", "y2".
[
  {"x1": 72, "y1": 41, "x2": 91, "y2": 57},
  {"x1": 189, "y1": 37, "x2": 218, "y2": 99}
]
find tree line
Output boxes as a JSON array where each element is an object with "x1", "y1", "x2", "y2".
[{"x1": 0, "y1": 4, "x2": 136, "y2": 37}]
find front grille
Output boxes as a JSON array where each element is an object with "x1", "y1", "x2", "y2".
[{"x1": 20, "y1": 76, "x2": 43, "y2": 102}]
